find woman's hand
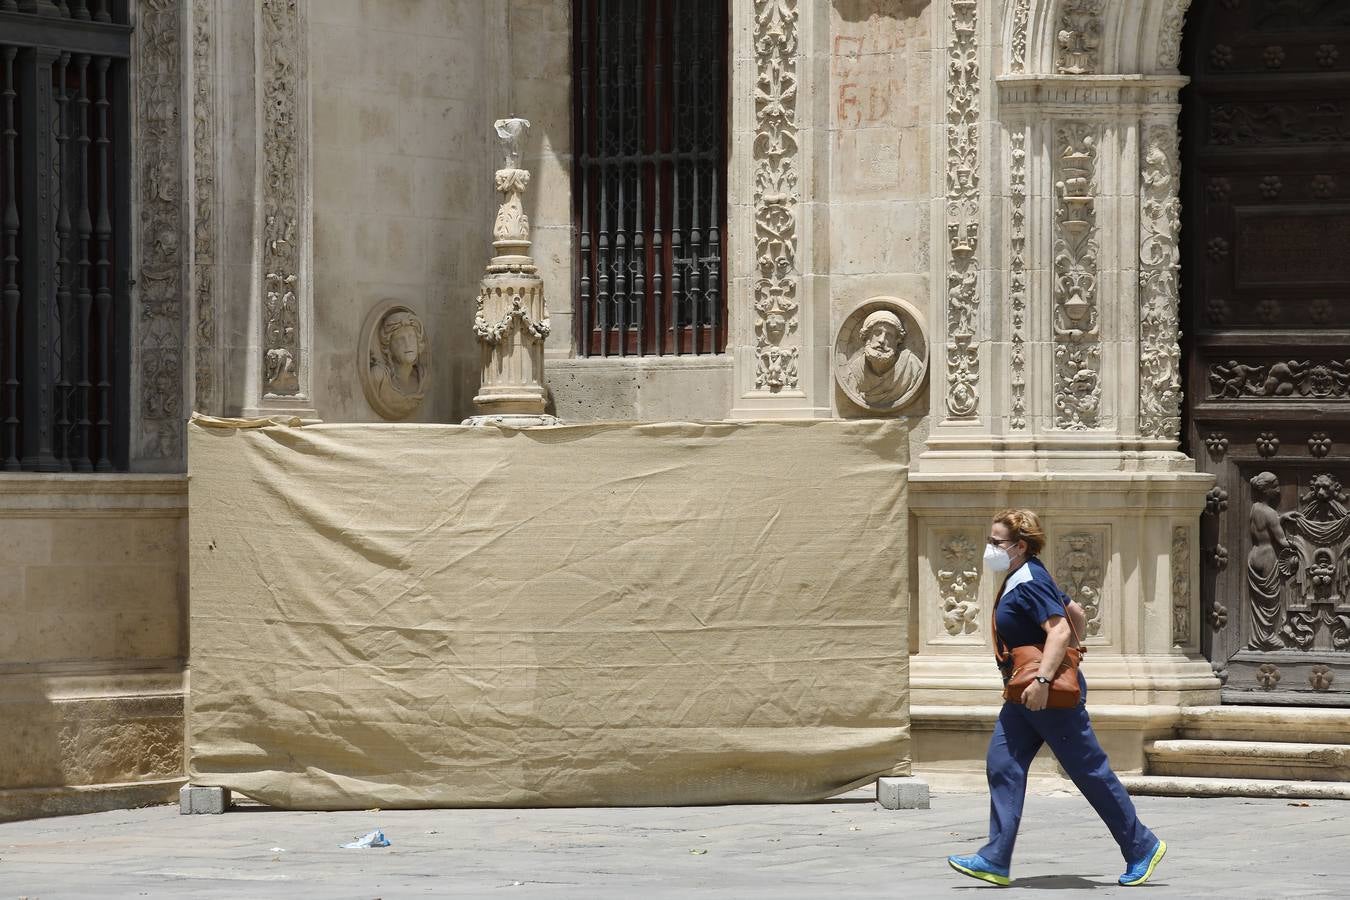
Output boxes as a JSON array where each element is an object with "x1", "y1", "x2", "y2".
[{"x1": 1023, "y1": 679, "x2": 1049, "y2": 711}]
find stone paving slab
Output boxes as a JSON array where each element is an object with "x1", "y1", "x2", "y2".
[{"x1": 0, "y1": 787, "x2": 1346, "y2": 898}]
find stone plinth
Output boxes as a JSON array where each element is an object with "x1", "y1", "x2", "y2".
[{"x1": 465, "y1": 119, "x2": 559, "y2": 427}]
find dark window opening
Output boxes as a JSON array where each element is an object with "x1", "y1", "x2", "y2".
[
  {"x1": 0, "y1": 0, "x2": 132, "y2": 471},
  {"x1": 573, "y1": 0, "x2": 728, "y2": 357}
]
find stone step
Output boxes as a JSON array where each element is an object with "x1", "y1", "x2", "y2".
[
  {"x1": 1146, "y1": 739, "x2": 1350, "y2": 782},
  {"x1": 1174, "y1": 705, "x2": 1350, "y2": 744},
  {"x1": 1121, "y1": 773, "x2": 1350, "y2": 801}
]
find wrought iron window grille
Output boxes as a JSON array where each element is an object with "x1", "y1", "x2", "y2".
[
  {"x1": 0, "y1": 0, "x2": 132, "y2": 471},
  {"x1": 573, "y1": 0, "x2": 728, "y2": 357}
]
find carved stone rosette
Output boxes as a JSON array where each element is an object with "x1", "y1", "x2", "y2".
[
  {"x1": 1009, "y1": 127, "x2": 1028, "y2": 430},
  {"x1": 135, "y1": 0, "x2": 185, "y2": 461},
  {"x1": 1139, "y1": 123, "x2": 1183, "y2": 441},
  {"x1": 1056, "y1": 0, "x2": 1104, "y2": 76},
  {"x1": 1053, "y1": 122, "x2": 1103, "y2": 431},
  {"x1": 752, "y1": 0, "x2": 800, "y2": 393},
  {"x1": 466, "y1": 150, "x2": 556, "y2": 426},
  {"x1": 191, "y1": 0, "x2": 217, "y2": 414},
  {"x1": 1056, "y1": 530, "x2": 1105, "y2": 638},
  {"x1": 1172, "y1": 525, "x2": 1192, "y2": 646},
  {"x1": 260, "y1": 0, "x2": 302, "y2": 398},
  {"x1": 946, "y1": 0, "x2": 980, "y2": 419}
]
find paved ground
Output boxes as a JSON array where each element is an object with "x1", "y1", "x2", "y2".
[{"x1": 1, "y1": 785, "x2": 1346, "y2": 898}]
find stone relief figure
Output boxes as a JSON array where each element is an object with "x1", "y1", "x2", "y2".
[
  {"x1": 834, "y1": 299, "x2": 929, "y2": 415},
  {"x1": 1247, "y1": 472, "x2": 1297, "y2": 651},
  {"x1": 359, "y1": 301, "x2": 429, "y2": 421}
]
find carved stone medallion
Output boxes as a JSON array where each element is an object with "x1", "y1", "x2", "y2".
[
  {"x1": 359, "y1": 301, "x2": 429, "y2": 421},
  {"x1": 833, "y1": 298, "x2": 929, "y2": 416}
]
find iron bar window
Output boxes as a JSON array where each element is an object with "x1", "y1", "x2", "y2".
[
  {"x1": 574, "y1": 0, "x2": 727, "y2": 357},
  {"x1": 0, "y1": 1, "x2": 131, "y2": 471}
]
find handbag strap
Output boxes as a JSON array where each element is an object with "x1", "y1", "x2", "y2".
[{"x1": 991, "y1": 564, "x2": 1083, "y2": 665}]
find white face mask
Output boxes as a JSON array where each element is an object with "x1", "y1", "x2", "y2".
[{"x1": 983, "y1": 542, "x2": 1011, "y2": 573}]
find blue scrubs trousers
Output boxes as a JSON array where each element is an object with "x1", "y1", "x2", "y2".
[{"x1": 978, "y1": 674, "x2": 1156, "y2": 870}]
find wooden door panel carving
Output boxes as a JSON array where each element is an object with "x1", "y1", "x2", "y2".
[{"x1": 1184, "y1": 0, "x2": 1350, "y2": 704}]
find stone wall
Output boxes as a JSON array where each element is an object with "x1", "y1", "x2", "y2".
[
  {"x1": 0, "y1": 478, "x2": 187, "y2": 822},
  {"x1": 308, "y1": 0, "x2": 497, "y2": 422},
  {"x1": 828, "y1": 0, "x2": 933, "y2": 420}
]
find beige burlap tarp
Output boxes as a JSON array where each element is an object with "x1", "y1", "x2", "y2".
[{"x1": 188, "y1": 420, "x2": 910, "y2": 809}]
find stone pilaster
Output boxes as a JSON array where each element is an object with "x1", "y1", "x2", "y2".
[
  {"x1": 132, "y1": 0, "x2": 188, "y2": 467},
  {"x1": 189, "y1": 0, "x2": 221, "y2": 417},
  {"x1": 729, "y1": 0, "x2": 830, "y2": 420},
  {"x1": 242, "y1": 0, "x2": 315, "y2": 420}
]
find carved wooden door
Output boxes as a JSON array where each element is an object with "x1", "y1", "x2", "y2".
[{"x1": 1184, "y1": 0, "x2": 1350, "y2": 705}]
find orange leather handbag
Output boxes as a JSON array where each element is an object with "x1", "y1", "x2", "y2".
[{"x1": 993, "y1": 585, "x2": 1085, "y2": 709}]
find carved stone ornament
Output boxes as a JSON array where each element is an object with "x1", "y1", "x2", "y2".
[
  {"x1": 1009, "y1": 0, "x2": 1031, "y2": 75},
  {"x1": 938, "y1": 534, "x2": 981, "y2": 637},
  {"x1": 466, "y1": 119, "x2": 557, "y2": 426},
  {"x1": 191, "y1": 0, "x2": 217, "y2": 415},
  {"x1": 834, "y1": 298, "x2": 929, "y2": 416},
  {"x1": 261, "y1": 0, "x2": 302, "y2": 398},
  {"x1": 1208, "y1": 358, "x2": 1350, "y2": 399},
  {"x1": 136, "y1": 0, "x2": 186, "y2": 460},
  {"x1": 1139, "y1": 124, "x2": 1183, "y2": 441},
  {"x1": 752, "y1": 0, "x2": 800, "y2": 393},
  {"x1": 1056, "y1": 0, "x2": 1104, "y2": 75},
  {"x1": 1158, "y1": 1, "x2": 1194, "y2": 71},
  {"x1": 1054, "y1": 122, "x2": 1103, "y2": 430},
  {"x1": 1056, "y1": 531, "x2": 1105, "y2": 638},
  {"x1": 1172, "y1": 526, "x2": 1192, "y2": 646},
  {"x1": 946, "y1": 0, "x2": 980, "y2": 418},
  {"x1": 359, "y1": 301, "x2": 429, "y2": 422},
  {"x1": 1009, "y1": 127, "x2": 1028, "y2": 430},
  {"x1": 1246, "y1": 471, "x2": 1350, "y2": 653}
]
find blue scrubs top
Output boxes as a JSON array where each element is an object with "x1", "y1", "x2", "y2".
[{"x1": 994, "y1": 557, "x2": 1072, "y2": 649}]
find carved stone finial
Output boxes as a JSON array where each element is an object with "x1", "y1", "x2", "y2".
[{"x1": 465, "y1": 118, "x2": 557, "y2": 428}]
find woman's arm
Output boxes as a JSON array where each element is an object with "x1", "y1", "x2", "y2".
[{"x1": 1021, "y1": 616, "x2": 1073, "y2": 711}]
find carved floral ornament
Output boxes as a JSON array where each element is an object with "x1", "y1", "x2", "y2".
[
  {"x1": 833, "y1": 298, "x2": 929, "y2": 416},
  {"x1": 752, "y1": 0, "x2": 800, "y2": 394},
  {"x1": 946, "y1": 0, "x2": 980, "y2": 419}
]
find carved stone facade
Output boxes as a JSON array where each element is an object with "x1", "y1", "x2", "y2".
[
  {"x1": 751, "y1": 0, "x2": 800, "y2": 394},
  {"x1": 944, "y1": 0, "x2": 980, "y2": 420},
  {"x1": 134, "y1": 0, "x2": 186, "y2": 463}
]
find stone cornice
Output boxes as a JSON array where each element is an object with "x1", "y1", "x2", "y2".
[{"x1": 997, "y1": 74, "x2": 1189, "y2": 113}]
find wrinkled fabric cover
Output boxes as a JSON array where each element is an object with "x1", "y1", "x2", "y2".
[{"x1": 188, "y1": 420, "x2": 910, "y2": 809}]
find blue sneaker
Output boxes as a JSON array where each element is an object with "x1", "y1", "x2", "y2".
[
  {"x1": 947, "y1": 853, "x2": 1011, "y2": 887},
  {"x1": 1119, "y1": 839, "x2": 1166, "y2": 886}
]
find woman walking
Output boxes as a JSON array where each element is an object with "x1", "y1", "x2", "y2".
[{"x1": 947, "y1": 509, "x2": 1166, "y2": 888}]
